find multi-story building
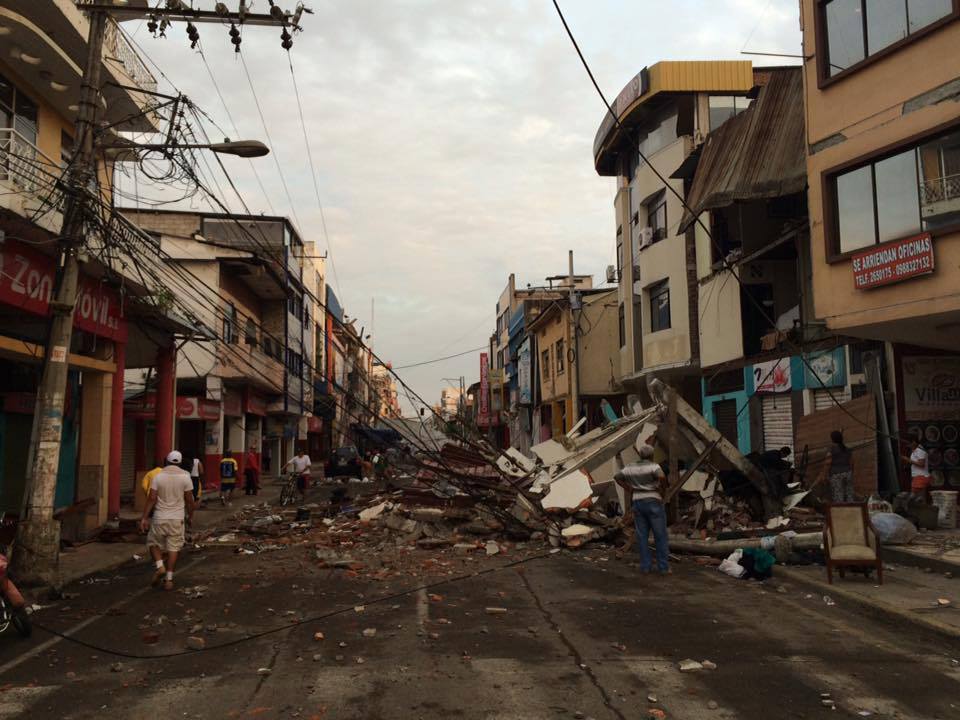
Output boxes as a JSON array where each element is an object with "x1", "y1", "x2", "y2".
[
  {"x1": 592, "y1": 60, "x2": 757, "y2": 407},
  {"x1": 371, "y1": 361, "x2": 400, "y2": 420},
  {"x1": 439, "y1": 386, "x2": 461, "y2": 419},
  {"x1": 0, "y1": 2, "x2": 178, "y2": 539},
  {"x1": 121, "y1": 209, "x2": 314, "y2": 490},
  {"x1": 801, "y1": 1, "x2": 960, "y2": 490}
]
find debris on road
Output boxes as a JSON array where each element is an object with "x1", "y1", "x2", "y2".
[
  {"x1": 186, "y1": 636, "x2": 205, "y2": 650},
  {"x1": 678, "y1": 659, "x2": 703, "y2": 672}
]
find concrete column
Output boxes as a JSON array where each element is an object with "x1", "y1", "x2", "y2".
[
  {"x1": 155, "y1": 344, "x2": 176, "y2": 463},
  {"x1": 108, "y1": 341, "x2": 125, "y2": 518},
  {"x1": 79, "y1": 369, "x2": 111, "y2": 532}
]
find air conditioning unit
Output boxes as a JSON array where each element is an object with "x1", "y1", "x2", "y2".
[
  {"x1": 605, "y1": 264, "x2": 617, "y2": 283},
  {"x1": 639, "y1": 227, "x2": 654, "y2": 249}
]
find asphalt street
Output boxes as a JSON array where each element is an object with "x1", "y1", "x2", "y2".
[{"x1": 1, "y1": 536, "x2": 959, "y2": 720}]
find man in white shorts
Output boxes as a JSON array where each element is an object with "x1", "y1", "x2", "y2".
[{"x1": 140, "y1": 451, "x2": 195, "y2": 591}]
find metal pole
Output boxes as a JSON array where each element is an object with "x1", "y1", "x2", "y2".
[
  {"x1": 13, "y1": 8, "x2": 108, "y2": 584},
  {"x1": 568, "y1": 250, "x2": 580, "y2": 427}
]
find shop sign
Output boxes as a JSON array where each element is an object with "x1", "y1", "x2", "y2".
[
  {"x1": 803, "y1": 348, "x2": 846, "y2": 389},
  {"x1": 852, "y1": 233, "x2": 934, "y2": 290},
  {"x1": 223, "y1": 389, "x2": 242, "y2": 417},
  {"x1": 176, "y1": 396, "x2": 220, "y2": 421},
  {"x1": 518, "y1": 338, "x2": 532, "y2": 405},
  {"x1": 902, "y1": 356, "x2": 960, "y2": 422},
  {"x1": 244, "y1": 391, "x2": 267, "y2": 416},
  {"x1": 0, "y1": 239, "x2": 127, "y2": 341},
  {"x1": 752, "y1": 358, "x2": 791, "y2": 393},
  {"x1": 479, "y1": 352, "x2": 489, "y2": 419}
]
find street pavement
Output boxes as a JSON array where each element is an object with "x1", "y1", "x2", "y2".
[{"x1": 1, "y1": 526, "x2": 959, "y2": 719}]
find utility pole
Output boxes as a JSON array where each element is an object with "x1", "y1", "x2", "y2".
[
  {"x1": 568, "y1": 249, "x2": 581, "y2": 428},
  {"x1": 13, "y1": 1, "x2": 304, "y2": 585}
]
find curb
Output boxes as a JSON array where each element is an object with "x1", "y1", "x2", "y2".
[
  {"x1": 882, "y1": 547, "x2": 960, "y2": 576},
  {"x1": 777, "y1": 565, "x2": 960, "y2": 645}
]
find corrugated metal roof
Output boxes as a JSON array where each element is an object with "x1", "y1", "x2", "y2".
[{"x1": 677, "y1": 68, "x2": 806, "y2": 234}]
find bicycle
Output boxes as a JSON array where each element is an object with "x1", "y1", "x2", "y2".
[{"x1": 279, "y1": 471, "x2": 305, "y2": 507}]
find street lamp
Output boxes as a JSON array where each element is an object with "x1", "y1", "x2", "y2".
[{"x1": 102, "y1": 138, "x2": 270, "y2": 160}]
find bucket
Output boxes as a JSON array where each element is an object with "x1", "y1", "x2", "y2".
[{"x1": 930, "y1": 490, "x2": 958, "y2": 529}]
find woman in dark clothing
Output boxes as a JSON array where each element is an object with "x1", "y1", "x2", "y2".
[{"x1": 820, "y1": 430, "x2": 855, "y2": 502}]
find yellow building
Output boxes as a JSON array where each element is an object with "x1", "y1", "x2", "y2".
[
  {"x1": 802, "y1": 2, "x2": 960, "y2": 489},
  {"x1": 593, "y1": 60, "x2": 755, "y2": 405}
]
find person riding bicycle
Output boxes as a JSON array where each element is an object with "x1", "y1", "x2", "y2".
[{"x1": 284, "y1": 449, "x2": 312, "y2": 495}]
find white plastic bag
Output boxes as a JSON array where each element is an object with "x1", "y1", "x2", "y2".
[
  {"x1": 867, "y1": 494, "x2": 893, "y2": 514},
  {"x1": 718, "y1": 549, "x2": 746, "y2": 579}
]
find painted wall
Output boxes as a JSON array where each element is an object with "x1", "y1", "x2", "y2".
[
  {"x1": 701, "y1": 366, "x2": 754, "y2": 456},
  {"x1": 578, "y1": 290, "x2": 621, "y2": 396},
  {"x1": 535, "y1": 309, "x2": 570, "y2": 404},
  {"x1": 698, "y1": 269, "x2": 743, "y2": 368}
]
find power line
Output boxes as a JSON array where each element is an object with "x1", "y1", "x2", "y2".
[{"x1": 393, "y1": 346, "x2": 487, "y2": 370}]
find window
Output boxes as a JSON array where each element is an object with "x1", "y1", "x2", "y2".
[
  {"x1": 223, "y1": 303, "x2": 238, "y2": 344},
  {"x1": 638, "y1": 106, "x2": 678, "y2": 158},
  {"x1": 556, "y1": 339, "x2": 565, "y2": 375},
  {"x1": 618, "y1": 303, "x2": 626, "y2": 348},
  {"x1": 832, "y1": 126, "x2": 960, "y2": 255},
  {"x1": 822, "y1": 0, "x2": 954, "y2": 79},
  {"x1": 244, "y1": 317, "x2": 257, "y2": 347},
  {"x1": 616, "y1": 234, "x2": 623, "y2": 280},
  {"x1": 647, "y1": 192, "x2": 667, "y2": 243},
  {"x1": 542, "y1": 348, "x2": 551, "y2": 380},
  {"x1": 708, "y1": 96, "x2": 751, "y2": 130},
  {"x1": 648, "y1": 281, "x2": 670, "y2": 333}
]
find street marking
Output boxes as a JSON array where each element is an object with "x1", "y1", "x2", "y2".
[{"x1": 0, "y1": 558, "x2": 201, "y2": 677}]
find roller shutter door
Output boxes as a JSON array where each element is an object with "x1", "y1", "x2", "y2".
[
  {"x1": 120, "y1": 418, "x2": 137, "y2": 498},
  {"x1": 761, "y1": 394, "x2": 793, "y2": 455},
  {"x1": 713, "y1": 399, "x2": 739, "y2": 448},
  {"x1": 813, "y1": 386, "x2": 851, "y2": 413}
]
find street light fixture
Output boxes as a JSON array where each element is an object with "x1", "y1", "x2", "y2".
[{"x1": 102, "y1": 138, "x2": 270, "y2": 160}]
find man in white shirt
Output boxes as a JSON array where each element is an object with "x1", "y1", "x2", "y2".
[
  {"x1": 140, "y1": 451, "x2": 195, "y2": 591},
  {"x1": 285, "y1": 450, "x2": 313, "y2": 495},
  {"x1": 903, "y1": 439, "x2": 931, "y2": 500},
  {"x1": 615, "y1": 442, "x2": 670, "y2": 574}
]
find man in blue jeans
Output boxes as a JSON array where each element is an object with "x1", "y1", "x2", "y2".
[{"x1": 615, "y1": 443, "x2": 670, "y2": 574}]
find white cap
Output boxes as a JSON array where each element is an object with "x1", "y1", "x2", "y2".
[{"x1": 166, "y1": 450, "x2": 183, "y2": 465}]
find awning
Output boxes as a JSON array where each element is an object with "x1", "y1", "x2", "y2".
[{"x1": 678, "y1": 68, "x2": 806, "y2": 234}]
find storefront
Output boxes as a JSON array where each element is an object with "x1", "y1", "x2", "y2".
[{"x1": 895, "y1": 347, "x2": 960, "y2": 490}]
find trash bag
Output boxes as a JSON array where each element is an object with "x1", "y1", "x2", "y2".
[
  {"x1": 718, "y1": 549, "x2": 746, "y2": 579},
  {"x1": 870, "y1": 512, "x2": 918, "y2": 545},
  {"x1": 741, "y1": 547, "x2": 776, "y2": 580},
  {"x1": 867, "y1": 495, "x2": 893, "y2": 514}
]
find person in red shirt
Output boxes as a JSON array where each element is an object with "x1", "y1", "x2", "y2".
[{"x1": 244, "y1": 446, "x2": 261, "y2": 496}]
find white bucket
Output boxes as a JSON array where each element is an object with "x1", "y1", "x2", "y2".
[{"x1": 930, "y1": 490, "x2": 958, "y2": 530}]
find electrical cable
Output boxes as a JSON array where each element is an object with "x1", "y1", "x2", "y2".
[{"x1": 393, "y1": 346, "x2": 489, "y2": 370}]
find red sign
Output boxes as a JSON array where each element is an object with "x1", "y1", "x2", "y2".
[
  {"x1": 0, "y1": 239, "x2": 127, "y2": 341},
  {"x1": 244, "y1": 390, "x2": 267, "y2": 416},
  {"x1": 307, "y1": 416, "x2": 323, "y2": 433},
  {"x1": 852, "y1": 233, "x2": 934, "y2": 290},
  {"x1": 478, "y1": 352, "x2": 490, "y2": 426},
  {"x1": 176, "y1": 396, "x2": 220, "y2": 421},
  {"x1": 2, "y1": 392, "x2": 36, "y2": 414}
]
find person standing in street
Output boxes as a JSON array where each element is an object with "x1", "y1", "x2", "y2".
[
  {"x1": 615, "y1": 442, "x2": 670, "y2": 574},
  {"x1": 903, "y1": 438, "x2": 931, "y2": 501},
  {"x1": 140, "y1": 451, "x2": 195, "y2": 591},
  {"x1": 219, "y1": 451, "x2": 238, "y2": 505},
  {"x1": 189, "y1": 455, "x2": 204, "y2": 503},
  {"x1": 244, "y1": 446, "x2": 260, "y2": 496},
  {"x1": 820, "y1": 430, "x2": 855, "y2": 502}
]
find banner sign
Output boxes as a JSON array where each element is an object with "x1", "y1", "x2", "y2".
[
  {"x1": 752, "y1": 358, "x2": 791, "y2": 393},
  {"x1": 803, "y1": 348, "x2": 846, "y2": 389},
  {"x1": 902, "y1": 356, "x2": 960, "y2": 422},
  {"x1": 176, "y1": 396, "x2": 220, "y2": 421},
  {"x1": 518, "y1": 338, "x2": 532, "y2": 405},
  {"x1": 0, "y1": 239, "x2": 127, "y2": 341},
  {"x1": 852, "y1": 233, "x2": 934, "y2": 290},
  {"x1": 478, "y1": 352, "x2": 490, "y2": 426}
]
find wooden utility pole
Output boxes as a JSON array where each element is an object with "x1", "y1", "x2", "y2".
[{"x1": 13, "y1": 2, "x2": 302, "y2": 585}]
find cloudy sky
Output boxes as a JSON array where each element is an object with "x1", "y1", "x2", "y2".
[{"x1": 123, "y1": 0, "x2": 801, "y2": 414}]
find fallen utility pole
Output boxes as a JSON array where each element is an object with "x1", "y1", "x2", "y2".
[
  {"x1": 13, "y1": 2, "x2": 302, "y2": 586},
  {"x1": 668, "y1": 532, "x2": 823, "y2": 563}
]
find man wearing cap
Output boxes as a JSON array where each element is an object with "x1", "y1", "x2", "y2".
[
  {"x1": 615, "y1": 442, "x2": 670, "y2": 574},
  {"x1": 139, "y1": 451, "x2": 195, "y2": 591}
]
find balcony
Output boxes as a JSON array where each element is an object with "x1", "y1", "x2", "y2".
[
  {"x1": 102, "y1": 18, "x2": 157, "y2": 96},
  {"x1": 921, "y1": 174, "x2": 960, "y2": 226},
  {"x1": 0, "y1": 129, "x2": 63, "y2": 229},
  {"x1": 216, "y1": 341, "x2": 284, "y2": 393}
]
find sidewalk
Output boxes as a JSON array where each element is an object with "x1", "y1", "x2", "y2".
[
  {"x1": 56, "y1": 480, "x2": 284, "y2": 587},
  {"x1": 778, "y1": 560, "x2": 960, "y2": 641}
]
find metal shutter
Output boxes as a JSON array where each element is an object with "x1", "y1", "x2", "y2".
[
  {"x1": 120, "y1": 418, "x2": 137, "y2": 497},
  {"x1": 713, "y1": 399, "x2": 739, "y2": 448},
  {"x1": 813, "y1": 386, "x2": 851, "y2": 413},
  {"x1": 761, "y1": 394, "x2": 793, "y2": 455}
]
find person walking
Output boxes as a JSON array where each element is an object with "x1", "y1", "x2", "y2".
[
  {"x1": 615, "y1": 442, "x2": 670, "y2": 575},
  {"x1": 820, "y1": 430, "x2": 855, "y2": 502},
  {"x1": 189, "y1": 455, "x2": 204, "y2": 503},
  {"x1": 139, "y1": 451, "x2": 195, "y2": 591},
  {"x1": 219, "y1": 451, "x2": 238, "y2": 505},
  {"x1": 244, "y1": 446, "x2": 260, "y2": 496}
]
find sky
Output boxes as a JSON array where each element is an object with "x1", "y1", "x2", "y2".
[{"x1": 121, "y1": 0, "x2": 801, "y2": 415}]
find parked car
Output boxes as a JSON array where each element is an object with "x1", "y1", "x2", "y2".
[{"x1": 325, "y1": 446, "x2": 362, "y2": 478}]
